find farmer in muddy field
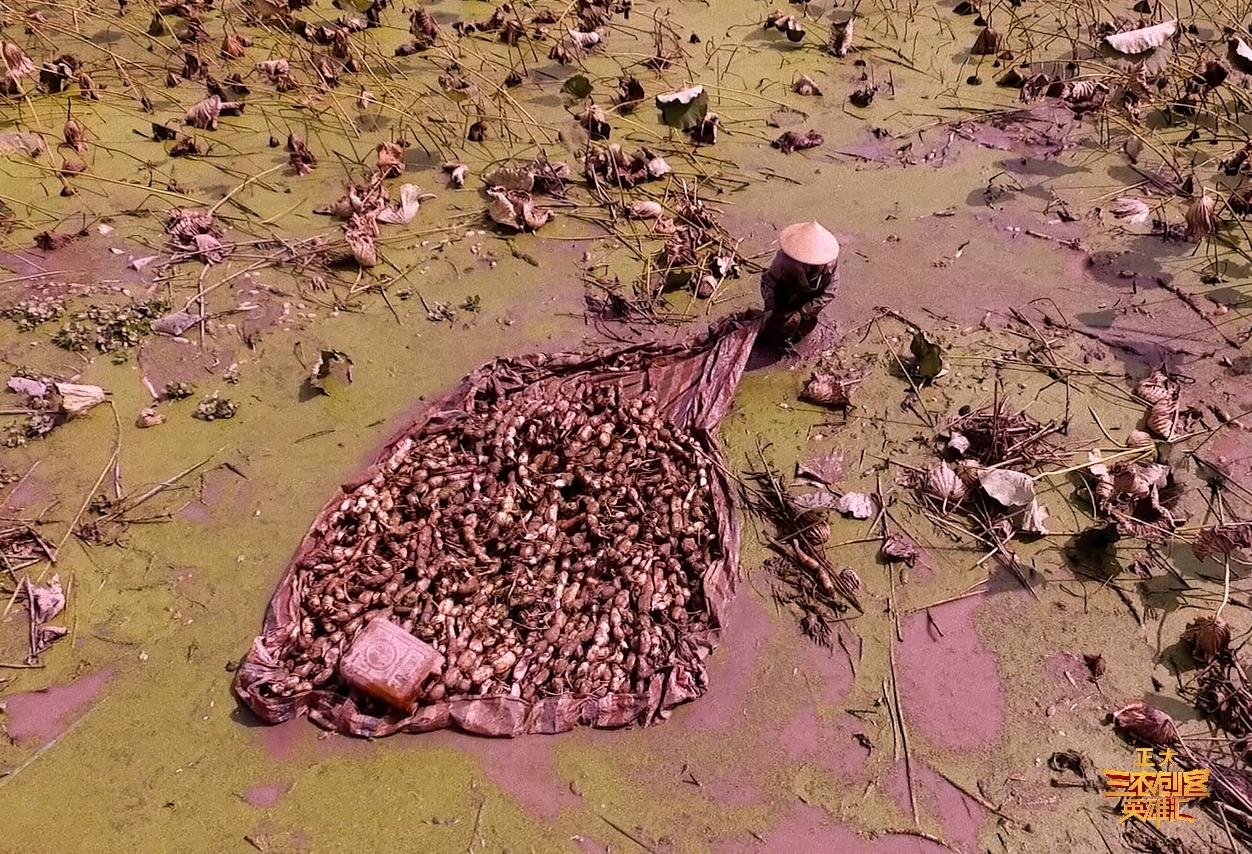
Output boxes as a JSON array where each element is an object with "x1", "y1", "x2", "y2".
[{"x1": 759, "y1": 220, "x2": 841, "y2": 349}]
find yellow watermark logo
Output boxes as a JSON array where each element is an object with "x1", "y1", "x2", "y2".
[{"x1": 1104, "y1": 748, "x2": 1210, "y2": 824}]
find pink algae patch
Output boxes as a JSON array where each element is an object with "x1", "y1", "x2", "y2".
[
  {"x1": 886, "y1": 762, "x2": 988, "y2": 852},
  {"x1": 895, "y1": 593, "x2": 1007, "y2": 751},
  {"x1": 243, "y1": 781, "x2": 290, "y2": 809},
  {"x1": 777, "y1": 632, "x2": 866, "y2": 777},
  {"x1": 432, "y1": 730, "x2": 581, "y2": 820},
  {"x1": 779, "y1": 705, "x2": 871, "y2": 779},
  {"x1": 257, "y1": 717, "x2": 312, "y2": 762},
  {"x1": 798, "y1": 629, "x2": 855, "y2": 707},
  {"x1": 3, "y1": 668, "x2": 112, "y2": 745},
  {"x1": 673, "y1": 589, "x2": 772, "y2": 732}
]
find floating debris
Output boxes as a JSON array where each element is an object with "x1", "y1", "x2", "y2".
[
  {"x1": 308, "y1": 350, "x2": 353, "y2": 395},
  {"x1": 828, "y1": 19, "x2": 854, "y2": 57},
  {"x1": 793, "y1": 74, "x2": 822, "y2": 96},
  {"x1": 136, "y1": 407, "x2": 166, "y2": 428},
  {"x1": 486, "y1": 188, "x2": 552, "y2": 232},
  {"x1": 971, "y1": 27, "x2": 1001, "y2": 55},
  {"x1": 185, "y1": 93, "x2": 244, "y2": 130},
  {"x1": 772, "y1": 129, "x2": 824, "y2": 154},
  {"x1": 194, "y1": 392, "x2": 238, "y2": 421}
]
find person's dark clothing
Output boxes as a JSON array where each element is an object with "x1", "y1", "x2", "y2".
[{"x1": 759, "y1": 257, "x2": 839, "y2": 347}]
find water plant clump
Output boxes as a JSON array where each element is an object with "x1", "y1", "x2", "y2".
[
  {"x1": 193, "y1": 392, "x2": 238, "y2": 421},
  {"x1": 1, "y1": 298, "x2": 65, "y2": 331},
  {"x1": 51, "y1": 298, "x2": 172, "y2": 353}
]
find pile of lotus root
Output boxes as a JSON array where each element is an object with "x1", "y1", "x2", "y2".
[
  {"x1": 235, "y1": 316, "x2": 755, "y2": 736},
  {"x1": 277, "y1": 383, "x2": 716, "y2": 704}
]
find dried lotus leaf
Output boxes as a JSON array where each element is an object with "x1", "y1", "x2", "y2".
[
  {"x1": 186, "y1": 95, "x2": 223, "y2": 130},
  {"x1": 800, "y1": 372, "x2": 850, "y2": 409},
  {"x1": 1110, "y1": 197, "x2": 1150, "y2": 224},
  {"x1": 1186, "y1": 193, "x2": 1218, "y2": 242},
  {"x1": 567, "y1": 29, "x2": 602, "y2": 49},
  {"x1": 836, "y1": 567, "x2": 862, "y2": 594},
  {"x1": 923, "y1": 461, "x2": 966, "y2": 505},
  {"x1": 1181, "y1": 615, "x2": 1230, "y2": 662},
  {"x1": 1135, "y1": 370, "x2": 1174, "y2": 404},
  {"x1": 978, "y1": 468, "x2": 1036, "y2": 508},
  {"x1": 345, "y1": 228, "x2": 377, "y2": 267},
  {"x1": 834, "y1": 492, "x2": 875, "y2": 519},
  {"x1": 1193, "y1": 524, "x2": 1252, "y2": 561},
  {"x1": 376, "y1": 141, "x2": 406, "y2": 178},
  {"x1": 626, "y1": 200, "x2": 664, "y2": 219},
  {"x1": 1103, "y1": 20, "x2": 1177, "y2": 55},
  {"x1": 1229, "y1": 37, "x2": 1252, "y2": 75},
  {"x1": 1019, "y1": 499, "x2": 1050, "y2": 535},
  {"x1": 54, "y1": 382, "x2": 106, "y2": 416},
  {"x1": 442, "y1": 161, "x2": 468, "y2": 188},
  {"x1": 1112, "y1": 700, "x2": 1177, "y2": 746},
  {"x1": 485, "y1": 166, "x2": 535, "y2": 193},
  {"x1": 376, "y1": 184, "x2": 427, "y2": 225},
  {"x1": 487, "y1": 188, "x2": 551, "y2": 232},
  {"x1": 793, "y1": 74, "x2": 822, "y2": 96},
  {"x1": 1145, "y1": 399, "x2": 1178, "y2": 440},
  {"x1": 655, "y1": 85, "x2": 708, "y2": 130},
  {"x1": 881, "y1": 535, "x2": 920, "y2": 565},
  {"x1": 829, "y1": 19, "x2": 854, "y2": 57},
  {"x1": 971, "y1": 27, "x2": 1001, "y2": 55},
  {"x1": 63, "y1": 119, "x2": 87, "y2": 154}
]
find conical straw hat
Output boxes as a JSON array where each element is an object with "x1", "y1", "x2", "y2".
[{"x1": 778, "y1": 221, "x2": 840, "y2": 266}]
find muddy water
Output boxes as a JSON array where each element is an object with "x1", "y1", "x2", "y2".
[{"x1": 1, "y1": 0, "x2": 1250, "y2": 851}]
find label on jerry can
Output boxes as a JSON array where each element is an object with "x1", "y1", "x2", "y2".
[{"x1": 339, "y1": 618, "x2": 444, "y2": 712}]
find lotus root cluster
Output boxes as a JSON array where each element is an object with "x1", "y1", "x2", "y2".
[{"x1": 262, "y1": 383, "x2": 718, "y2": 708}]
